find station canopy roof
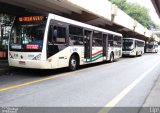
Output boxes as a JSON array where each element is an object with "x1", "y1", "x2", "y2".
[
  {"x1": 152, "y1": 0, "x2": 160, "y2": 18},
  {"x1": 0, "y1": 0, "x2": 155, "y2": 41}
]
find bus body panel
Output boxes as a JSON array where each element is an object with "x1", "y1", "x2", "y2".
[
  {"x1": 9, "y1": 59, "x2": 52, "y2": 69},
  {"x1": 107, "y1": 47, "x2": 121, "y2": 60},
  {"x1": 9, "y1": 51, "x2": 52, "y2": 69},
  {"x1": 48, "y1": 46, "x2": 82, "y2": 69},
  {"x1": 146, "y1": 48, "x2": 158, "y2": 53},
  {"x1": 123, "y1": 47, "x2": 144, "y2": 56}
]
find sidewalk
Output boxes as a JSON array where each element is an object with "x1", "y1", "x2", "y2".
[
  {"x1": 142, "y1": 75, "x2": 160, "y2": 107},
  {"x1": 139, "y1": 73, "x2": 160, "y2": 113},
  {"x1": 0, "y1": 59, "x2": 14, "y2": 75}
]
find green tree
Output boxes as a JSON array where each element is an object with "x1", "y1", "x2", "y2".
[
  {"x1": 109, "y1": 0, "x2": 127, "y2": 11},
  {"x1": 109, "y1": 0, "x2": 158, "y2": 29}
]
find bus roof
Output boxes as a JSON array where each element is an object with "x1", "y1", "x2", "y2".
[
  {"x1": 148, "y1": 41, "x2": 158, "y2": 45},
  {"x1": 48, "y1": 13, "x2": 122, "y2": 37},
  {"x1": 123, "y1": 38, "x2": 145, "y2": 42}
]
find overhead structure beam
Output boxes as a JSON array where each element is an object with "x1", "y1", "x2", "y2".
[
  {"x1": 63, "y1": 11, "x2": 99, "y2": 23},
  {"x1": 0, "y1": 0, "x2": 158, "y2": 41},
  {"x1": 151, "y1": 0, "x2": 160, "y2": 18}
]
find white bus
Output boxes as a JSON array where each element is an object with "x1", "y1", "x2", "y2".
[
  {"x1": 8, "y1": 13, "x2": 122, "y2": 70},
  {"x1": 122, "y1": 38, "x2": 145, "y2": 56},
  {"x1": 146, "y1": 42, "x2": 158, "y2": 53}
]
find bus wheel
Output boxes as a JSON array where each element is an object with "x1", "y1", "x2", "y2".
[
  {"x1": 69, "y1": 55, "x2": 77, "y2": 71},
  {"x1": 109, "y1": 53, "x2": 114, "y2": 63},
  {"x1": 136, "y1": 52, "x2": 138, "y2": 57}
]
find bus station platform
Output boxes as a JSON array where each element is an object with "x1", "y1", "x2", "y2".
[
  {"x1": 139, "y1": 75, "x2": 160, "y2": 112},
  {"x1": 142, "y1": 75, "x2": 160, "y2": 107}
]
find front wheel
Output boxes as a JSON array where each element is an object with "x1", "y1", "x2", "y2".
[
  {"x1": 136, "y1": 52, "x2": 138, "y2": 57},
  {"x1": 69, "y1": 55, "x2": 77, "y2": 71}
]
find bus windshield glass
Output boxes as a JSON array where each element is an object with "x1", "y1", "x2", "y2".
[
  {"x1": 123, "y1": 39, "x2": 134, "y2": 51},
  {"x1": 147, "y1": 44, "x2": 154, "y2": 49},
  {"x1": 10, "y1": 16, "x2": 47, "y2": 52}
]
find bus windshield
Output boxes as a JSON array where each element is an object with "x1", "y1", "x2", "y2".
[
  {"x1": 123, "y1": 39, "x2": 134, "y2": 51},
  {"x1": 147, "y1": 44, "x2": 154, "y2": 49},
  {"x1": 10, "y1": 17, "x2": 47, "y2": 52}
]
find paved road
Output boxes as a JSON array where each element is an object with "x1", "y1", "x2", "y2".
[{"x1": 0, "y1": 53, "x2": 160, "y2": 113}]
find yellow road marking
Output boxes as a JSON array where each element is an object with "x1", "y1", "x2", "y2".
[
  {"x1": 0, "y1": 61, "x2": 115, "y2": 92},
  {"x1": 0, "y1": 73, "x2": 69, "y2": 92},
  {"x1": 98, "y1": 61, "x2": 160, "y2": 113},
  {"x1": 0, "y1": 57, "x2": 145, "y2": 92}
]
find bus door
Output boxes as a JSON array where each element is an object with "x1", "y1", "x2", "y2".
[
  {"x1": 84, "y1": 30, "x2": 92, "y2": 61},
  {"x1": 103, "y1": 34, "x2": 108, "y2": 60}
]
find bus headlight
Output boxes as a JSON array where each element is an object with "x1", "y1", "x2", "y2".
[
  {"x1": 32, "y1": 54, "x2": 41, "y2": 60},
  {"x1": 9, "y1": 52, "x2": 13, "y2": 58}
]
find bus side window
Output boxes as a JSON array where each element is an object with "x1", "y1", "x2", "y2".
[
  {"x1": 113, "y1": 36, "x2": 118, "y2": 47},
  {"x1": 92, "y1": 31, "x2": 102, "y2": 47},
  {"x1": 53, "y1": 26, "x2": 66, "y2": 44},
  {"x1": 108, "y1": 34, "x2": 113, "y2": 47},
  {"x1": 69, "y1": 25, "x2": 83, "y2": 46}
]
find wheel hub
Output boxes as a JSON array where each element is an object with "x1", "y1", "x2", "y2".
[{"x1": 71, "y1": 59, "x2": 76, "y2": 67}]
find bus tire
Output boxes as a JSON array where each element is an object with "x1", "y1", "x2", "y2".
[
  {"x1": 69, "y1": 55, "x2": 77, "y2": 71},
  {"x1": 109, "y1": 53, "x2": 114, "y2": 63},
  {"x1": 136, "y1": 52, "x2": 138, "y2": 57},
  {"x1": 155, "y1": 50, "x2": 158, "y2": 53}
]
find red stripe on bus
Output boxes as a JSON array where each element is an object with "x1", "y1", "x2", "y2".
[{"x1": 92, "y1": 50, "x2": 103, "y2": 56}]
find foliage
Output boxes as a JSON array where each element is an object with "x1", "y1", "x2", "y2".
[
  {"x1": 0, "y1": 13, "x2": 13, "y2": 24},
  {"x1": 109, "y1": 0, "x2": 159, "y2": 29},
  {"x1": 109, "y1": 0, "x2": 128, "y2": 11}
]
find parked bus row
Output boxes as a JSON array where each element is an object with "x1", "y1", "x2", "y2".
[{"x1": 8, "y1": 13, "x2": 158, "y2": 70}]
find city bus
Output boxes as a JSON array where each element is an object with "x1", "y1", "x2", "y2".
[
  {"x1": 8, "y1": 13, "x2": 122, "y2": 70},
  {"x1": 146, "y1": 42, "x2": 158, "y2": 53},
  {"x1": 122, "y1": 38, "x2": 145, "y2": 56}
]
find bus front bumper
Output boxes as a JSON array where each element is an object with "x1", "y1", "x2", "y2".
[
  {"x1": 146, "y1": 49, "x2": 157, "y2": 53},
  {"x1": 9, "y1": 59, "x2": 52, "y2": 69},
  {"x1": 122, "y1": 51, "x2": 135, "y2": 56}
]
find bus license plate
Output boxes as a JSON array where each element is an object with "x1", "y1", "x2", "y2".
[{"x1": 19, "y1": 61, "x2": 26, "y2": 65}]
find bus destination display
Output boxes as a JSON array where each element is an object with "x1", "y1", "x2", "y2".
[{"x1": 19, "y1": 16, "x2": 45, "y2": 22}]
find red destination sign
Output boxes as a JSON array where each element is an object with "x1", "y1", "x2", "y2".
[
  {"x1": 26, "y1": 44, "x2": 39, "y2": 49},
  {"x1": 19, "y1": 16, "x2": 44, "y2": 22}
]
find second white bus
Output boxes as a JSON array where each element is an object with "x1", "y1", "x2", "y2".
[
  {"x1": 146, "y1": 42, "x2": 158, "y2": 53},
  {"x1": 122, "y1": 38, "x2": 145, "y2": 56},
  {"x1": 8, "y1": 13, "x2": 122, "y2": 70}
]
